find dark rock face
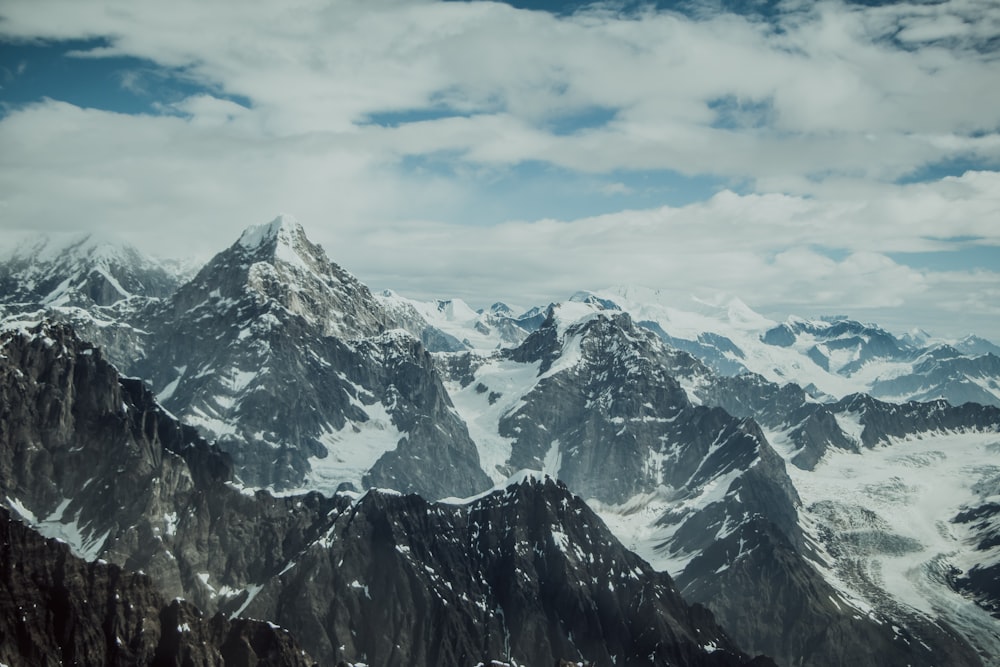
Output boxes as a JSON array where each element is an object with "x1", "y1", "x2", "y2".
[
  {"x1": 132, "y1": 217, "x2": 491, "y2": 497},
  {"x1": 831, "y1": 393, "x2": 1000, "y2": 448},
  {"x1": 675, "y1": 517, "x2": 981, "y2": 667},
  {"x1": 0, "y1": 320, "x2": 772, "y2": 667},
  {"x1": 0, "y1": 322, "x2": 230, "y2": 531},
  {"x1": 760, "y1": 323, "x2": 796, "y2": 347},
  {"x1": 243, "y1": 478, "x2": 772, "y2": 667},
  {"x1": 0, "y1": 322, "x2": 347, "y2": 610},
  {"x1": 0, "y1": 507, "x2": 315, "y2": 667},
  {"x1": 493, "y1": 310, "x2": 780, "y2": 507},
  {"x1": 443, "y1": 309, "x2": 823, "y2": 661},
  {"x1": 448, "y1": 306, "x2": 993, "y2": 667}
]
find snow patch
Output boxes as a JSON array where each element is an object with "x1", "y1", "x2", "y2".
[
  {"x1": 779, "y1": 430, "x2": 1000, "y2": 656},
  {"x1": 446, "y1": 358, "x2": 543, "y2": 484},
  {"x1": 6, "y1": 496, "x2": 110, "y2": 562}
]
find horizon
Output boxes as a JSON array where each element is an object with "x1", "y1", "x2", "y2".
[
  {"x1": 1, "y1": 0, "x2": 999, "y2": 340},
  {"x1": 5, "y1": 213, "x2": 997, "y2": 345}
]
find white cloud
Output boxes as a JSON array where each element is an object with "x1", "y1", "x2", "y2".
[
  {"x1": 2, "y1": 1, "x2": 998, "y2": 152},
  {"x1": 347, "y1": 173, "x2": 1000, "y2": 338},
  {"x1": 1, "y1": 0, "x2": 999, "y2": 340}
]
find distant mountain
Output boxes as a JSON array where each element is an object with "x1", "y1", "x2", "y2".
[
  {"x1": 0, "y1": 232, "x2": 180, "y2": 308},
  {"x1": 0, "y1": 232, "x2": 183, "y2": 369},
  {"x1": 956, "y1": 334, "x2": 1000, "y2": 357},
  {"x1": 377, "y1": 290, "x2": 538, "y2": 352},
  {"x1": 570, "y1": 287, "x2": 1000, "y2": 409},
  {"x1": 438, "y1": 302, "x2": 992, "y2": 665}
]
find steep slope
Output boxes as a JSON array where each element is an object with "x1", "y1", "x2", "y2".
[
  {"x1": 242, "y1": 475, "x2": 776, "y2": 667},
  {"x1": 0, "y1": 232, "x2": 182, "y2": 373},
  {"x1": 0, "y1": 320, "x2": 769, "y2": 667},
  {"x1": 0, "y1": 232, "x2": 179, "y2": 308},
  {"x1": 0, "y1": 508, "x2": 315, "y2": 667},
  {"x1": 657, "y1": 334, "x2": 1000, "y2": 662},
  {"x1": 135, "y1": 216, "x2": 490, "y2": 498},
  {"x1": 441, "y1": 302, "x2": 989, "y2": 666}
]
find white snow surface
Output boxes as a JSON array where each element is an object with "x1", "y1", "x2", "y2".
[
  {"x1": 549, "y1": 300, "x2": 603, "y2": 338},
  {"x1": 237, "y1": 214, "x2": 301, "y2": 251},
  {"x1": 445, "y1": 357, "x2": 543, "y2": 484},
  {"x1": 591, "y1": 426, "x2": 1000, "y2": 658},
  {"x1": 5, "y1": 496, "x2": 109, "y2": 562},
  {"x1": 377, "y1": 290, "x2": 529, "y2": 352},
  {"x1": 2, "y1": 230, "x2": 175, "y2": 305},
  {"x1": 590, "y1": 488, "x2": 681, "y2": 572},
  {"x1": 768, "y1": 428, "x2": 1000, "y2": 657},
  {"x1": 593, "y1": 460, "x2": 748, "y2": 578},
  {"x1": 279, "y1": 398, "x2": 404, "y2": 497},
  {"x1": 443, "y1": 303, "x2": 604, "y2": 487},
  {"x1": 579, "y1": 286, "x2": 1000, "y2": 403}
]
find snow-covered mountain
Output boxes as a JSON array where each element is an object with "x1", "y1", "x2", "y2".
[
  {"x1": 0, "y1": 231, "x2": 180, "y2": 308},
  {"x1": 0, "y1": 322, "x2": 769, "y2": 666},
  {"x1": 377, "y1": 290, "x2": 539, "y2": 352},
  {"x1": 383, "y1": 284, "x2": 1000, "y2": 410},
  {"x1": 3, "y1": 218, "x2": 1000, "y2": 666},
  {"x1": 439, "y1": 301, "x2": 998, "y2": 666},
  {"x1": 132, "y1": 215, "x2": 490, "y2": 498},
  {"x1": 571, "y1": 286, "x2": 1000, "y2": 409},
  {"x1": 0, "y1": 231, "x2": 183, "y2": 368}
]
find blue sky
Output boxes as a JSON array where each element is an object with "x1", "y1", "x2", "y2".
[{"x1": 1, "y1": 0, "x2": 999, "y2": 339}]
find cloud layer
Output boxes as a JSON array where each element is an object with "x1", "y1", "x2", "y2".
[{"x1": 1, "y1": 0, "x2": 998, "y2": 338}]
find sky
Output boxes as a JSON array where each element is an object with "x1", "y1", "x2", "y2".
[{"x1": 1, "y1": 0, "x2": 999, "y2": 341}]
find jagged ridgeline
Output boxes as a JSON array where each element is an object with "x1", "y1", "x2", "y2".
[
  {"x1": 0, "y1": 322, "x2": 768, "y2": 666},
  {"x1": 2, "y1": 216, "x2": 1000, "y2": 666}
]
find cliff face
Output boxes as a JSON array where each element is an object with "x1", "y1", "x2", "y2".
[
  {"x1": 0, "y1": 507, "x2": 315, "y2": 667},
  {"x1": 239, "y1": 478, "x2": 774, "y2": 667},
  {"x1": 0, "y1": 321, "x2": 772, "y2": 667}
]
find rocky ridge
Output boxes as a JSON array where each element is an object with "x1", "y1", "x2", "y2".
[
  {"x1": 3, "y1": 220, "x2": 1000, "y2": 666},
  {"x1": 0, "y1": 321, "x2": 770, "y2": 666},
  {"x1": 0, "y1": 506, "x2": 315, "y2": 667},
  {"x1": 440, "y1": 301, "x2": 992, "y2": 666}
]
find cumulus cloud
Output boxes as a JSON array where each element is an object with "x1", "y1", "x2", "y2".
[
  {"x1": 0, "y1": 0, "x2": 999, "y2": 339},
  {"x1": 350, "y1": 173, "x2": 1000, "y2": 338},
  {"x1": 3, "y1": 0, "x2": 999, "y2": 172}
]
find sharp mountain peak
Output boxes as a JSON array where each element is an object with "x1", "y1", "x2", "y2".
[{"x1": 236, "y1": 213, "x2": 307, "y2": 251}]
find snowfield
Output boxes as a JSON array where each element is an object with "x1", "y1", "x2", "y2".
[{"x1": 773, "y1": 429, "x2": 1000, "y2": 657}]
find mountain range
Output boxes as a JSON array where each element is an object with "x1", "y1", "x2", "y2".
[{"x1": 1, "y1": 215, "x2": 999, "y2": 666}]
